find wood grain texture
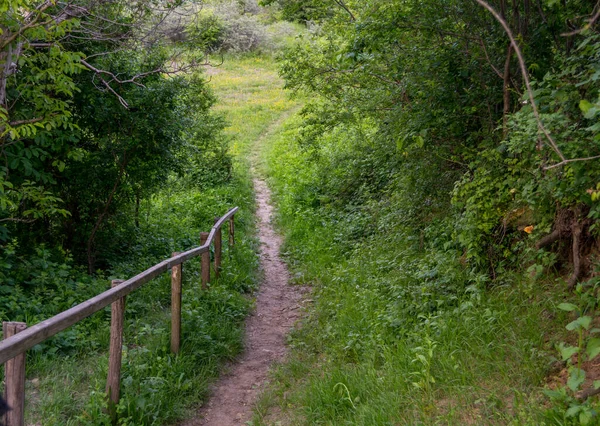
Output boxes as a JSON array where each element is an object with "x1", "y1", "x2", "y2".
[
  {"x1": 201, "y1": 232, "x2": 210, "y2": 289},
  {"x1": 214, "y1": 218, "x2": 222, "y2": 278},
  {"x1": 171, "y1": 252, "x2": 183, "y2": 354},
  {"x1": 106, "y1": 279, "x2": 126, "y2": 415},
  {"x1": 3, "y1": 322, "x2": 27, "y2": 426}
]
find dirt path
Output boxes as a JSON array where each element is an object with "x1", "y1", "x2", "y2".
[{"x1": 180, "y1": 177, "x2": 303, "y2": 426}]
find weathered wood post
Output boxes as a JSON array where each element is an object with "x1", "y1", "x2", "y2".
[
  {"x1": 229, "y1": 214, "x2": 235, "y2": 251},
  {"x1": 171, "y1": 252, "x2": 182, "y2": 354},
  {"x1": 200, "y1": 232, "x2": 210, "y2": 289},
  {"x1": 106, "y1": 279, "x2": 126, "y2": 420},
  {"x1": 3, "y1": 322, "x2": 27, "y2": 426},
  {"x1": 214, "y1": 217, "x2": 222, "y2": 279}
]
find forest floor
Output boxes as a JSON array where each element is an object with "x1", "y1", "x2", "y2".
[{"x1": 179, "y1": 55, "x2": 306, "y2": 425}]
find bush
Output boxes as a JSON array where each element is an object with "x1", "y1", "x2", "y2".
[
  {"x1": 186, "y1": 11, "x2": 227, "y2": 52},
  {"x1": 185, "y1": 0, "x2": 302, "y2": 54},
  {"x1": 222, "y1": 15, "x2": 268, "y2": 52}
]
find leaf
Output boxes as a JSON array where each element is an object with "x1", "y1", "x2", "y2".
[
  {"x1": 580, "y1": 99, "x2": 593, "y2": 114},
  {"x1": 586, "y1": 338, "x2": 600, "y2": 360},
  {"x1": 415, "y1": 135, "x2": 424, "y2": 148},
  {"x1": 567, "y1": 316, "x2": 593, "y2": 331},
  {"x1": 579, "y1": 316, "x2": 593, "y2": 330},
  {"x1": 566, "y1": 405, "x2": 581, "y2": 417},
  {"x1": 543, "y1": 388, "x2": 565, "y2": 400},
  {"x1": 559, "y1": 343, "x2": 579, "y2": 361},
  {"x1": 567, "y1": 319, "x2": 581, "y2": 331},
  {"x1": 567, "y1": 368, "x2": 585, "y2": 392},
  {"x1": 558, "y1": 303, "x2": 578, "y2": 312},
  {"x1": 580, "y1": 410, "x2": 593, "y2": 425},
  {"x1": 585, "y1": 107, "x2": 600, "y2": 120}
]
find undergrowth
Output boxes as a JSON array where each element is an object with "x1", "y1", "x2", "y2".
[
  {"x1": 1, "y1": 51, "x2": 301, "y2": 425},
  {"x1": 14, "y1": 171, "x2": 259, "y2": 426},
  {"x1": 251, "y1": 112, "x2": 595, "y2": 425}
]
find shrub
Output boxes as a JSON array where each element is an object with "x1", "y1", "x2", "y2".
[
  {"x1": 186, "y1": 11, "x2": 227, "y2": 52},
  {"x1": 221, "y1": 15, "x2": 268, "y2": 52}
]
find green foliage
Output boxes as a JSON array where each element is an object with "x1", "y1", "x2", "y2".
[
  {"x1": 0, "y1": 242, "x2": 106, "y2": 326},
  {"x1": 0, "y1": 2, "x2": 85, "y2": 227},
  {"x1": 543, "y1": 277, "x2": 600, "y2": 425},
  {"x1": 252, "y1": 1, "x2": 600, "y2": 423},
  {"x1": 452, "y1": 31, "x2": 600, "y2": 270},
  {"x1": 259, "y1": 0, "x2": 331, "y2": 22},
  {"x1": 0, "y1": 0, "x2": 235, "y2": 275},
  {"x1": 186, "y1": 11, "x2": 227, "y2": 51},
  {"x1": 257, "y1": 110, "x2": 562, "y2": 423}
]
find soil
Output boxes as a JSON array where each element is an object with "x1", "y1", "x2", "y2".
[{"x1": 179, "y1": 178, "x2": 304, "y2": 426}]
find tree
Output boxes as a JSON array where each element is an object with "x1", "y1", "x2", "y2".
[
  {"x1": 0, "y1": 0, "x2": 229, "y2": 272},
  {"x1": 278, "y1": 0, "x2": 600, "y2": 282}
]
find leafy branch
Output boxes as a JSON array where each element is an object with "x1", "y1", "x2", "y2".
[{"x1": 474, "y1": 0, "x2": 600, "y2": 169}]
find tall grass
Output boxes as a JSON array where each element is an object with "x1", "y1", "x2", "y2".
[{"x1": 252, "y1": 111, "x2": 570, "y2": 425}]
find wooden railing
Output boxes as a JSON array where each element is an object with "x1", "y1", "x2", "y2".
[{"x1": 0, "y1": 207, "x2": 238, "y2": 425}]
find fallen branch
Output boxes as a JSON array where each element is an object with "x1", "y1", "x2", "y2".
[
  {"x1": 577, "y1": 386, "x2": 600, "y2": 401},
  {"x1": 535, "y1": 229, "x2": 560, "y2": 249},
  {"x1": 567, "y1": 216, "x2": 583, "y2": 289}
]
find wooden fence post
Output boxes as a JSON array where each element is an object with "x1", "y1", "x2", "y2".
[
  {"x1": 229, "y1": 215, "x2": 235, "y2": 251},
  {"x1": 106, "y1": 279, "x2": 125, "y2": 420},
  {"x1": 3, "y1": 322, "x2": 26, "y2": 426},
  {"x1": 214, "y1": 217, "x2": 222, "y2": 279},
  {"x1": 200, "y1": 232, "x2": 210, "y2": 289},
  {"x1": 171, "y1": 253, "x2": 182, "y2": 355}
]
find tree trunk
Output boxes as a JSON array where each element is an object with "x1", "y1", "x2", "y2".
[{"x1": 502, "y1": 43, "x2": 513, "y2": 137}]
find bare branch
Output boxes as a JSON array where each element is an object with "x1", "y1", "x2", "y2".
[
  {"x1": 477, "y1": 37, "x2": 504, "y2": 80},
  {"x1": 544, "y1": 154, "x2": 600, "y2": 169},
  {"x1": 101, "y1": 79, "x2": 129, "y2": 108},
  {"x1": 561, "y1": 1, "x2": 600, "y2": 36},
  {"x1": 331, "y1": 0, "x2": 356, "y2": 21},
  {"x1": 474, "y1": 0, "x2": 567, "y2": 162},
  {"x1": 0, "y1": 218, "x2": 37, "y2": 223},
  {"x1": 81, "y1": 59, "x2": 147, "y2": 88},
  {"x1": 9, "y1": 117, "x2": 46, "y2": 126}
]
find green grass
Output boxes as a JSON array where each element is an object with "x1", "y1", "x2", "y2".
[
  {"x1": 208, "y1": 54, "x2": 302, "y2": 166},
  {"x1": 250, "y1": 110, "x2": 572, "y2": 426},
  {"x1": 14, "y1": 52, "x2": 301, "y2": 425},
  {"x1": 22, "y1": 172, "x2": 258, "y2": 425}
]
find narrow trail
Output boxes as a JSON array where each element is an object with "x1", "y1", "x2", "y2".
[{"x1": 181, "y1": 172, "x2": 304, "y2": 425}]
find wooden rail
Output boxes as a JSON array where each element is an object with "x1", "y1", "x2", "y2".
[{"x1": 1, "y1": 207, "x2": 238, "y2": 425}]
